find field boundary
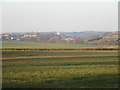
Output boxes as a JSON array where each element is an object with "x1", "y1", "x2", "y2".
[
  {"x1": 2, "y1": 54, "x2": 118, "y2": 60},
  {"x1": 0, "y1": 48, "x2": 119, "y2": 51}
]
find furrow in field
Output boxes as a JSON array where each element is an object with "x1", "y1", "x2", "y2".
[{"x1": 2, "y1": 54, "x2": 118, "y2": 60}]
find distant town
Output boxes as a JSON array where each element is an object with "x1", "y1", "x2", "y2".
[{"x1": 0, "y1": 31, "x2": 119, "y2": 46}]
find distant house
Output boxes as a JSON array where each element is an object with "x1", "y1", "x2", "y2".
[
  {"x1": 23, "y1": 34, "x2": 37, "y2": 37},
  {"x1": 64, "y1": 38, "x2": 73, "y2": 41},
  {"x1": 56, "y1": 32, "x2": 60, "y2": 36},
  {"x1": 11, "y1": 37, "x2": 14, "y2": 40},
  {"x1": 2, "y1": 34, "x2": 9, "y2": 37}
]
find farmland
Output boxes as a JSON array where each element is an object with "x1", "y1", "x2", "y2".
[
  {"x1": 1, "y1": 41, "x2": 119, "y2": 88},
  {"x1": 1, "y1": 41, "x2": 118, "y2": 49}
]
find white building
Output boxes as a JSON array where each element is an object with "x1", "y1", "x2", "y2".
[{"x1": 56, "y1": 32, "x2": 60, "y2": 35}]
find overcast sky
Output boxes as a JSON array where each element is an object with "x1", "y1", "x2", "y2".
[{"x1": 1, "y1": 1, "x2": 118, "y2": 33}]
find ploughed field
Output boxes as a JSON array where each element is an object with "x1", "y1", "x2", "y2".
[{"x1": 2, "y1": 50, "x2": 118, "y2": 88}]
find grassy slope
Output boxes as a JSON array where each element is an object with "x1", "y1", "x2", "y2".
[
  {"x1": 2, "y1": 51, "x2": 118, "y2": 88},
  {"x1": 1, "y1": 41, "x2": 117, "y2": 49}
]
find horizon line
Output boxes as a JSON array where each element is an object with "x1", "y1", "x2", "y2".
[{"x1": 1, "y1": 30, "x2": 118, "y2": 34}]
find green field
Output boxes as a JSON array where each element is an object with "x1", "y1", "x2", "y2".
[
  {"x1": 1, "y1": 41, "x2": 118, "y2": 49},
  {"x1": 2, "y1": 50, "x2": 118, "y2": 88},
  {"x1": 1, "y1": 41, "x2": 119, "y2": 88}
]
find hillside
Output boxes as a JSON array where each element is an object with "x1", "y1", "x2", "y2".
[
  {"x1": 83, "y1": 31, "x2": 118, "y2": 46},
  {"x1": 1, "y1": 31, "x2": 119, "y2": 46}
]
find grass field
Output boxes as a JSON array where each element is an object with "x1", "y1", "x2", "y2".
[
  {"x1": 1, "y1": 41, "x2": 118, "y2": 49},
  {"x1": 2, "y1": 50, "x2": 118, "y2": 88}
]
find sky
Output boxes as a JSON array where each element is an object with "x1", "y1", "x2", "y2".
[{"x1": 0, "y1": 0, "x2": 118, "y2": 33}]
